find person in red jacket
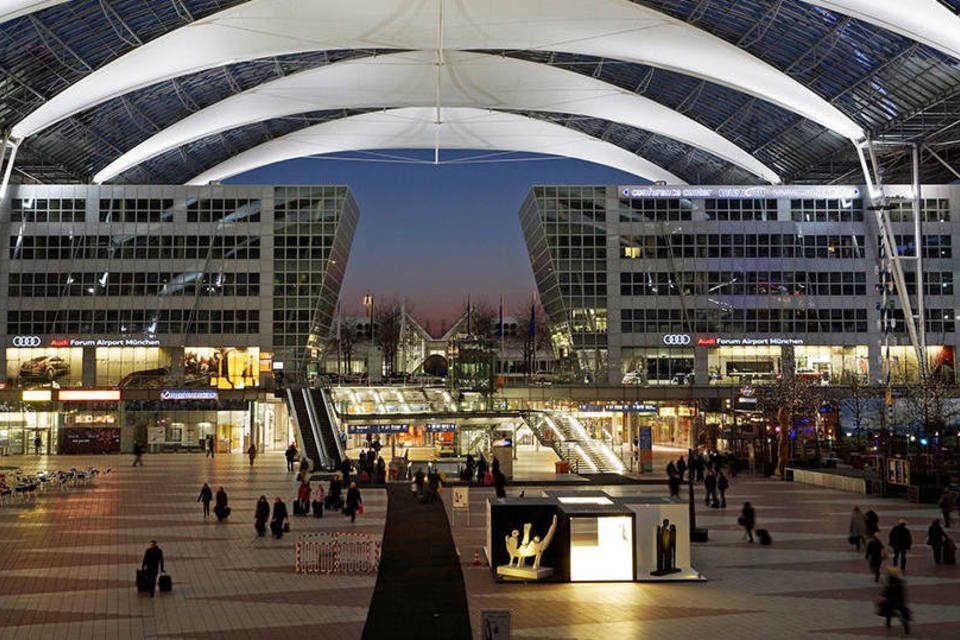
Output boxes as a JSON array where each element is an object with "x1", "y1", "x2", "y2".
[{"x1": 297, "y1": 481, "x2": 311, "y2": 516}]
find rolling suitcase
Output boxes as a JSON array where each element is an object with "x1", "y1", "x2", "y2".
[
  {"x1": 757, "y1": 529, "x2": 772, "y2": 545},
  {"x1": 312, "y1": 499, "x2": 323, "y2": 518},
  {"x1": 136, "y1": 569, "x2": 153, "y2": 593},
  {"x1": 292, "y1": 500, "x2": 302, "y2": 516},
  {"x1": 158, "y1": 573, "x2": 172, "y2": 592}
]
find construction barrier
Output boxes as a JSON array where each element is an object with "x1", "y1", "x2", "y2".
[{"x1": 296, "y1": 532, "x2": 381, "y2": 575}]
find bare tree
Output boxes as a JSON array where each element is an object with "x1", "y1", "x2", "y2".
[
  {"x1": 374, "y1": 297, "x2": 404, "y2": 374},
  {"x1": 900, "y1": 373, "x2": 960, "y2": 440},
  {"x1": 510, "y1": 303, "x2": 553, "y2": 378},
  {"x1": 327, "y1": 317, "x2": 357, "y2": 374},
  {"x1": 468, "y1": 298, "x2": 498, "y2": 338},
  {"x1": 759, "y1": 376, "x2": 824, "y2": 476},
  {"x1": 838, "y1": 371, "x2": 883, "y2": 443}
]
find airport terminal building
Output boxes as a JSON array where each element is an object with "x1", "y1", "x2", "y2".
[
  {"x1": 0, "y1": 184, "x2": 358, "y2": 455},
  {"x1": 521, "y1": 183, "x2": 959, "y2": 389}
]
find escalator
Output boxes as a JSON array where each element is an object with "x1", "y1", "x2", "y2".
[
  {"x1": 285, "y1": 387, "x2": 324, "y2": 470},
  {"x1": 309, "y1": 388, "x2": 344, "y2": 469}
]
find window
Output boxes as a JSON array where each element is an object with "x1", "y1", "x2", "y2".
[
  {"x1": 99, "y1": 199, "x2": 173, "y2": 222},
  {"x1": 619, "y1": 198, "x2": 692, "y2": 222},
  {"x1": 705, "y1": 199, "x2": 777, "y2": 221},
  {"x1": 791, "y1": 198, "x2": 863, "y2": 222},
  {"x1": 11, "y1": 198, "x2": 85, "y2": 222},
  {"x1": 187, "y1": 198, "x2": 261, "y2": 223}
]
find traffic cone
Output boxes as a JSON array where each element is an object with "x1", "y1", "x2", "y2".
[{"x1": 472, "y1": 549, "x2": 482, "y2": 566}]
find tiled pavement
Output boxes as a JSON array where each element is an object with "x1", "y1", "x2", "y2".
[
  {"x1": 444, "y1": 476, "x2": 960, "y2": 639},
  {"x1": 3, "y1": 452, "x2": 959, "y2": 639},
  {"x1": 0, "y1": 453, "x2": 385, "y2": 640}
]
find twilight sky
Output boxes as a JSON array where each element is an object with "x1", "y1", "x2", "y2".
[{"x1": 229, "y1": 150, "x2": 643, "y2": 329}]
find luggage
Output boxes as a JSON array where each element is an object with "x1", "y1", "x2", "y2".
[
  {"x1": 158, "y1": 574, "x2": 172, "y2": 593},
  {"x1": 945, "y1": 537, "x2": 957, "y2": 565},
  {"x1": 136, "y1": 569, "x2": 153, "y2": 593},
  {"x1": 312, "y1": 500, "x2": 323, "y2": 518},
  {"x1": 292, "y1": 500, "x2": 302, "y2": 516},
  {"x1": 483, "y1": 472, "x2": 493, "y2": 486},
  {"x1": 757, "y1": 529, "x2": 772, "y2": 545},
  {"x1": 360, "y1": 471, "x2": 370, "y2": 483}
]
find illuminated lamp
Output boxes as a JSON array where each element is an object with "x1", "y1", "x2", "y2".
[
  {"x1": 22, "y1": 389, "x2": 52, "y2": 402},
  {"x1": 59, "y1": 389, "x2": 121, "y2": 402}
]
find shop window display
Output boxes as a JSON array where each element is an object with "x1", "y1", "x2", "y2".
[
  {"x1": 794, "y1": 346, "x2": 868, "y2": 384},
  {"x1": 6, "y1": 347, "x2": 83, "y2": 388},
  {"x1": 621, "y1": 348, "x2": 694, "y2": 385},
  {"x1": 886, "y1": 346, "x2": 956, "y2": 384},
  {"x1": 184, "y1": 347, "x2": 260, "y2": 389},
  {"x1": 707, "y1": 346, "x2": 781, "y2": 385},
  {"x1": 96, "y1": 347, "x2": 171, "y2": 387}
]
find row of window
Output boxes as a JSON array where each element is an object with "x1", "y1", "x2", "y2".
[
  {"x1": 620, "y1": 308, "x2": 871, "y2": 334},
  {"x1": 98, "y1": 199, "x2": 174, "y2": 222},
  {"x1": 7, "y1": 309, "x2": 260, "y2": 335},
  {"x1": 8, "y1": 272, "x2": 261, "y2": 298},
  {"x1": 186, "y1": 199, "x2": 261, "y2": 223},
  {"x1": 9, "y1": 235, "x2": 262, "y2": 260},
  {"x1": 887, "y1": 198, "x2": 951, "y2": 222},
  {"x1": 619, "y1": 271, "x2": 871, "y2": 297},
  {"x1": 617, "y1": 198, "x2": 865, "y2": 222},
  {"x1": 620, "y1": 234, "x2": 867, "y2": 260},
  {"x1": 883, "y1": 235, "x2": 952, "y2": 258},
  {"x1": 10, "y1": 198, "x2": 86, "y2": 222}
]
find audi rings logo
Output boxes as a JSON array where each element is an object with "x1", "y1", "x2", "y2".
[
  {"x1": 662, "y1": 334, "x2": 692, "y2": 346},
  {"x1": 12, "y1": 336, "x2": 42, "y2": 347}
]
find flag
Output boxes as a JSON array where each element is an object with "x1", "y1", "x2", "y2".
[
  {"x1": 497, "y1": 296, "x2": 503, "y2": 338},
  {"x1": 466, "y1": 294, "x2": 472, "y2": 335}
]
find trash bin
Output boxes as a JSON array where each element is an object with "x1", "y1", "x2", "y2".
[{"x1": 555, "y1": 460, "x2": 570, "y2": 474}]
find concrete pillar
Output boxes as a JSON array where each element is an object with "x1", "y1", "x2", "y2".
[
  {"x1": 694, "y1": 345, "x2": 709, "y2": 385},
  {"x1": 168, "y1": 347, "x2": 184, "y2": 385},
  {"x1": 82, "y1": 347, "x2": 96, "y2": 387},
  {"x1": 781, "y1": 345, "x2": 795, "y2": 380}
]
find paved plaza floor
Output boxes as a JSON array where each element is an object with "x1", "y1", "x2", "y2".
[{"x1": 1, "y1": 452, "x2": 958, "y2": 639}]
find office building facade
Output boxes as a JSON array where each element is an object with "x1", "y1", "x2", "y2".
[
  {"x1": 0, "y1": 184, "x2": 358, "y2": 455},
  {"x1": 520, "y1": 184, "x2": 958, "y2": 389}
]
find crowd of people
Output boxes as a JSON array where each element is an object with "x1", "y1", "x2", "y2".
[
  {"x1": 848, "y1": 501, "x2": 959, "y2": 634},
  {"x1": 665, "y1": 451, "x2": 732, "y2": 509}
]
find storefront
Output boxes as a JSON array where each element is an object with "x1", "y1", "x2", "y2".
[
  {"x1": 0, "y1": 404, "x2": 59, "y2": 455},
  {"x1": 184, "y1": 347, "x2": 261, "y2": 389},
  {"x1": 707, "y1": 344, "x2": 781, "y2": 385},
  {"x1": 885, "y1": 345, "x2": 956, "y2": 383},
  {"x1": 621, "y1": 348, "x2": 695, "y2": 385},
  {"x1": 794, "y1": 345, "x2": 869, "y2": 384}
]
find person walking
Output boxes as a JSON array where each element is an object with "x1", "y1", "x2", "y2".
[
  {"x1": 214, "y1": 486, "x2": 229, "y2": 521},
  {"x1": 939, "y1": 490, "x2": 955, "y2": 528},
  {"x1": 197, "y1": 483, "x2": 213, "y2": 518},
  {"x1": 927, "y1": 519, "x2": 946, "y2": 565},
  {"x1": 132, "y1": 442, "x2": 144, "y2": 467},
  {"x1": 340, "y1": 456, "x2": 352, "y2": 485},
  {"x1": 849, "y1": 506, "x2": 868, "y2": 551},
  {"x1": 717, "y1": 470, "x2": 729, "y2": 508},
  {"x1": 270, "y1": 497, "x2": 289, "y2": 539},
  {"x1": 299, "y1": 457, "x2": 310, "y2": 482},
  {"x1": 285, "y1": 444, "x2": 298, "y2": 472},
  {"x1": 205, "y1": 434, "x2": 215, "y2": 458},
  {"x1": 247, "y1": 443, "x2": 257, "y2": 467},
  {"x1": 877, "y1": 567, "x2": 910, "y2": 634},
  {"x1": 254, "y1": 495, "x2": 270, "y2": 537},
  {"x1": 889, "y1": 519, "x2": 913, "y2": 572},
  {"x1": 493, "y1": 467, "x2": 507, "y2": 499},
  {"x1": 33, "y1": 434, "x2": 42, "y2": 455},
  {"x1": 477, "y1": 454, "x2": 489, "y2": 486},
  {"x1": 676, "y1": 456, "x2": 687, "y2": 482},
  {"x1": 865, "y1": 509, "x2": 880, "y2": 536},
  {"x1": 739, "y1": 502, "x2": 756, "y2": 543},
  {"x1": 297, "y1": 480, "x2": 311, "y2": 516},
  {"x1": 704, "y1": 470, "x2": 718, "y2": 508},
  {"x1": 140, "y1": 540, "x2": 165, "y2": 597},
  {"x1": 345, "y1": 481, "x2": 362, "y2": 523},
  {"x1": 865, "y1": 533, "x2": 886, "y2": 583}
]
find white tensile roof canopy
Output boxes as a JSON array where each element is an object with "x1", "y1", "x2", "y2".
[{"x1": 1, "y1": 0, "x2": 959, "y2": 185}]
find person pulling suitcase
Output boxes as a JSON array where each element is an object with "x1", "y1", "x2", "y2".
[{"x1": 139, "y1": 540, "x2": 165, "y2": 597}]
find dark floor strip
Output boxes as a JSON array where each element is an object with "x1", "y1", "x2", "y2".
[{"x1": 362, "y1": 484, "x2": 472, "y2": 640}]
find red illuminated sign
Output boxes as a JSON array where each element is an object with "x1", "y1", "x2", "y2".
[
  {"x1": 696, "y1": 336, "x2": 717, "y2": 346},
  {"x1": 49, "y1": 339, "x2": 70, "y2": 347}
]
